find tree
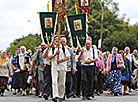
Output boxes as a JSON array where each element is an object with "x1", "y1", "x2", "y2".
[{"x1": 6, "y1": 34, "x2": 41, "y2": 55}]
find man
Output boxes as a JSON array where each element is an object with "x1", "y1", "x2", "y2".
[
  {"x1": 60, "y1": 37, "x2": 76, "y2": 99},
  {"x1": 29, "y1": 43, "x2": 46, "y2": 98},
  {"x1": 42, "y1": 41, "x2": 54, "y2": 100},
  {"x1": 78, "y1": 40, "x2": 98, "y2": 100},
  {"x1": 49, "y1": 36, "x2": 70, "y2": 102}
]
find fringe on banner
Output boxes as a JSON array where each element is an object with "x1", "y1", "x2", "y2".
[
  {"x1": 54, "y1": 13, "x2": 58, "y2": 35},
  {"x1": 66, "y1": 15, "x2": 74, "y2": 48}
]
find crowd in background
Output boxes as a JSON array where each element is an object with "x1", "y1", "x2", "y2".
[{"x1": 0, "y1": 36, "x2": 138, "y2": 102}]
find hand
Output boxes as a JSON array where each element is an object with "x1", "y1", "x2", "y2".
[
  {"x1": 57, "y1": 59, "x2": 62, "y2": 63},
  {"x1": 81, "y1": 48, "x2": 84, "y2": 54},
  {"x1": 56, "y1": 50, "x2": 60, "y2": 55},
  {"x1": 106, "y1": 71, "x2": 108, "y2": 75},
  {"x1": 85, "y1": 59, "x2": 92, "y2": 64},
  {"x1": 20, "y1": 68, "x2": 23, "y2": 72},
  {"x1": 72, "y1": 70, "x2": 76, "y2": 75},
  {"x1": 47, "y1": 45, "x2": 50, "y2": 50},
  {"x1": 14, "y1": 67, "x2": 17, "y2": 71}
]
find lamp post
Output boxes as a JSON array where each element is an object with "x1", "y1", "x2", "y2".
[{"x1": 97, "y1": 0, "x2": 104, "y2": 49}]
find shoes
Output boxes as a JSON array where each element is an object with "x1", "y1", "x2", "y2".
[
  {"x1": 87, "y1": 97, "x2": 91, "y2": 100},
  {"x1": 1, "y1": 93, "x2": 4, "y2": 96},
  {"x1": 38, "y1": 93, "x2": 43, "y2": 98},
  {"x1": 114, "y1": 93, "x2": 118, "y2": 96},
  {"x1": 52, "y1": 97, "x2": 58, "y2": 102},
  {"x1": 13, "y1": 92, "x2": 17, "y2": 95},
  {"x1": 43, "y1": 94, "x2": 48, "y2": 100},
  {"x1": 92, "y1": 92, "x2": 95, "y2": 98}
]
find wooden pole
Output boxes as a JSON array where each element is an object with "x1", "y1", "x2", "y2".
[{"x1": 57, "y1": 23, "x2": 61, "y2": 64}]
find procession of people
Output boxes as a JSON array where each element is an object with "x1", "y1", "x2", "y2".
[{"x1": 0, "y1": 36, "x2": 138, "y2": 102}]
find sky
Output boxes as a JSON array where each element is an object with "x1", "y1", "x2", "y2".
[{"x1": 0, "y1": 0, "x2": 138, "y2": 51}]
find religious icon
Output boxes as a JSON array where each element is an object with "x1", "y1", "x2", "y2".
[
  {"x1": 73, "y1": 20, "x2": 82, "y2": 31},
  {"x1": 45, "y1": 18, "x2": 53, "y2": 28},
  {"x1": 55, "y1": 0, "x2": 62, "y2": 4},
  {"x1": 81, "y1": 0, "x2": 89, "y2": 6}
]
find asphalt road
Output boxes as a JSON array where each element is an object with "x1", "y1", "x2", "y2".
[{"x1": 0, "y1": 90, "x2": 138, "y2": 102}]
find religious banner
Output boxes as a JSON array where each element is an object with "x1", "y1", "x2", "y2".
[
  {"x1": 67, "y1": 13, "x2": 87, "y2": 48},
  {"x1": 39, "y1": 12, "x2": 57, "y2": 44},
  {"x1": 77, "y1": 0, "x2": 91, "y2": 16}
]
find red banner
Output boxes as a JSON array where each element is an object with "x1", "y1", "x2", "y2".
[{"x1": 77, "y1": 0, "x2": 91, "y2": 17}]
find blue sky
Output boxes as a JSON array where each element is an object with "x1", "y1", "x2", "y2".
[{"x1": 0, "y1": 0, "x2": 138, "y2": 51}]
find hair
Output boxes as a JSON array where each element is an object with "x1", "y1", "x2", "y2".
[
  {"x1": 61, "y1": 37, "x2": 67, "y2": 43},
  {"x1": 124, "y1": 47, "x2": 130, "y2": 52},
  {"x1": 133, "y1": 49, "x2": 137, "y2": 53}
]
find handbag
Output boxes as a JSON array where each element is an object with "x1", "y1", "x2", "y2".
[
  {"x1": 119, "y1": 63, "x2": 126, "y2": 69},
  {"x1": 118, "y1": 59, "x2": 126, "y2": 69}
]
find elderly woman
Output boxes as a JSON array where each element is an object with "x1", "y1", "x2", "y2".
[
  {"x1": 18, "y1": 46, "x2": 30, "y2": 96},
  {"x1": 120, "y1": 50, "x2": 131, "y2": 95},
  {"x1": 106, "y1": 47, "x2": 124, "y2": 96},
  {"x1": 0, "y1": 51, "x2": 13, "y2": 96}
]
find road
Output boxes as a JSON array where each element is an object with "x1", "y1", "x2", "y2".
[{"x1": 0, "y1": 90, "x2": 138, "y2": 102}]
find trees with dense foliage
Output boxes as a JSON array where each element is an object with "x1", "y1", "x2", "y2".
[{"x1": 6, "y1": 0, "x2": 138, "y2": 54}]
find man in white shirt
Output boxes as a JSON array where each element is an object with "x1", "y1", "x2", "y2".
[
  {"x1": 78, "y1": 40, "x2": 98, "y2": 100},
  {"x1": 49, "y1": 36, "x2": 70, "y2": 102}
]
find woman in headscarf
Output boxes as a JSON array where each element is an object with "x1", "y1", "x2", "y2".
[
  {"x1": 106, "y1": 47, "x2": 124, "y2": 96},
  {"x1": 11, "y1": 48, "x2": 20, "y2": 95},
  {"x1": 0, "y1": 51, "x2": 13, "y2": 96},
  {"x1": 120, "y1": 50, "x2": 131, "y2": 95},
  {"x1": 96, "y1": 50, "x2": 105, "y2": 95},
  {"x1": 18, "y1": 46, "x2": 29, "y2": 96}
]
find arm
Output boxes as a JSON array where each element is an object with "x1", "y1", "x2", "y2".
[
  {"x1": 43, "y1": 45, "x2": 50, "y2": 58},
  {"x1": 78, "y1": 48, "x2": 84, "y2": 61}
]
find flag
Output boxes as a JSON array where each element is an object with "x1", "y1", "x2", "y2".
[
  {"x1": 39, "y1": 12, "x2": 57, "y2": 44},
  {"x1": 67, "y1": 13, "x2": 87, "y2": 48}
]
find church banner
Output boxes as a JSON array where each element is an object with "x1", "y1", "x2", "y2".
[
  {"x1": 67, "y1": 13, "x2": 87, "y2": 48},
  {"x1": 39, "y1": 12, "x2": 57, "y2": 44}
]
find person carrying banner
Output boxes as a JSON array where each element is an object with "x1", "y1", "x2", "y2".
[
  {"x1": 60, "y1": 37, "x2": 77, "y2": 100},
  {"x1": 49, "y1": 36, "x2": 70, "y2": 102},
  {"x1": 78, "y1": 40, "x2": 98, "y2": 100}
]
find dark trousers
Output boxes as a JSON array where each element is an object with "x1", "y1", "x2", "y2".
[
  {"x1": 65, "y1": 71, "x2": 72, "y2": 97},
  {"x1": 43, "y1": 65, "x2": 52, "y2": 96},
  {"x1": 81, "y1": 65, "x2": 95, "y2": 97},
  {"x1": 75, "y1": 66, "x2": 81, "y2": 96},
  {"x1": 96, "y1": 71, "x2": 104, "y2": 92}
]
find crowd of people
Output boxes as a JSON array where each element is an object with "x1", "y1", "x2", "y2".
[{"x1": 0, "y1": 36, "x2": 138, "y2": 102}]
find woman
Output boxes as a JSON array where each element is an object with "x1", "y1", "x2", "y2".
[
  {"x1": 96, "y1": 50, "x2": 105, "y2": 95},
  {"x1": 18, "y1": 46, "x2": 29, "y2": 96},
  {"x1": 12, "y1": 48, "x2": 20, "y2": 95},
  {"x1": 120, "y1": 50, "x2": 131, "y2": 95},
  {"x1": 0, "y1": 51, "x2": 13, "y2": 96},
  {"x1": 106, "y1": 47, "x2": 124, "y2": 96}
]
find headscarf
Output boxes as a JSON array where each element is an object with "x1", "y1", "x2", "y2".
[
  {"x1": 124, "y1": 47, "x2": 131, "y2": 61},
  {"x1": 111, "y1": 47, "x2": 119, "y2": 62},
  {"x1": 19, "y1": 46, "x2": 27, "y2": 70}
]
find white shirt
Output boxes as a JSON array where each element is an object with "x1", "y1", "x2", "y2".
[
  {"x1": 81, "y1": 47, "x2": 98, "y2": 66},
  {"x1": 48, "y1": 44, "x2": 70, "y2": 71}
]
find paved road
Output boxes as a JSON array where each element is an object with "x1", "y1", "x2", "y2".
[{"x1": 0, "y1": 90, "x2": 138, "y2": 102}]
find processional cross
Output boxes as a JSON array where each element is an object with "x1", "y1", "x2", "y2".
[{"x1": 54, "y1": 2, "x2": 66, "y2": 64}]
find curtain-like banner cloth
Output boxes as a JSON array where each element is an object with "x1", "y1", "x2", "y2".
[
  {"x1": 39, "y1": 12, "x2": 57, "y2": 44},
  {"x1": 67, "y1": 13, "x2": 87, "y2": 48}
]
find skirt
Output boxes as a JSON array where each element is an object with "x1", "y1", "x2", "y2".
[
  {"x1": 18, "y1": 71, "x2": 28, "y2": 89},
  {"x1": 12, "y1": 72, "x2": 20, "y2": 89},
  {"x1": 0, "y1": 76, "x2": 8, "y2": 90},
  {"x1": 106, "y1": 70, "x2": 121, "y2": 94}
]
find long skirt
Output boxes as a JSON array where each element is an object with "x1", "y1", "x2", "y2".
[
  {"x1": 106, "y1": 70, "x2": 121, "y2": 94},
  {"x1": 12, "y1": 72, "x2": 20, "y2": 89},
  {"x1": 0, "y1": 76, "x2": 8, "y2": 90},
  {"x1": 18, "y1": 71, "x2": 28, "y2": 90}
]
